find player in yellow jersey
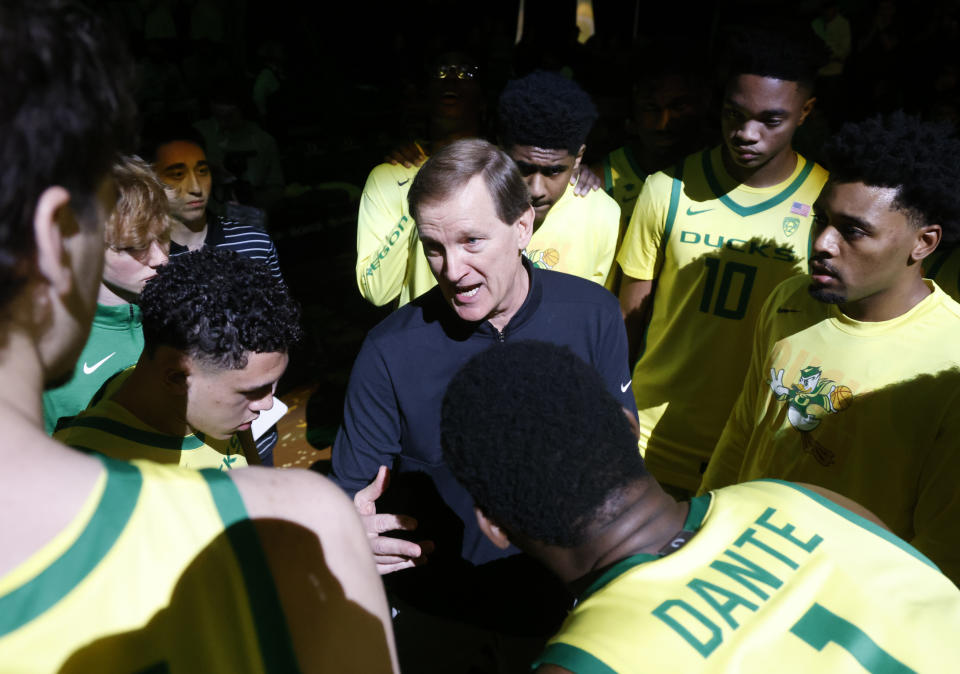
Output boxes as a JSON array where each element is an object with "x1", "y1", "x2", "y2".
[
  {"x1": 358, "y1": 68, "x2": 618, "y2": 307},
  {"x1": 618, "y1": 30, "x2": 828, "y2": 495},
  {"x1": 0, "y1": 4, "x2": 397, "y2": 670},
  {"x1": 701, "y1": 113, "x2": 960, "y2": 585},
  {"x1": 55, "y1": 248, "x2": 300, "y2": 471},
  {"x1": 440, "y1": 341, "x2": 960, "y2": 674}
]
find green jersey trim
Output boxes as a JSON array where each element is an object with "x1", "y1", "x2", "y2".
[
  {"x1": 59, "y1": 415, "x2": 206, "y2": 451},
  {"x1": 602, "y1": 155, "x2": 614, "y2": 195},
  {"x1": 757, "y1": 479, "x2": 939, "y2": 571},
  {"x1": 200, "y1": 470, "x2": 299, "y2": 671},
  {"x1": 579, "y1": 493, "x2": 713, "y2": 602},
  {"x1": 0, "y1": 456, "x2": 141, "y2": 638},
  {"x1": 702, "y1": 151, "x2": 815, "y2": 217},
  {"x1": 532, "y1": 642, "x2": 618, "y2": 674}
]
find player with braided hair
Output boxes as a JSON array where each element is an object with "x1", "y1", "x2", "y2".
[{"x1": 702, "y1": 112, "x2": 960, "y2": 584}]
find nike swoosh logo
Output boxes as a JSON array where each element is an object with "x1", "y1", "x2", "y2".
[
  {"x1": 621, "y1": 380, "x2": 632, "y2": 393},
  {"x1": 776, "y1": 307, "x2": 801, "y2": 314},
  {"x1": 398, "y1": 179, "x2": 410, "y2": 186},
  {"x1": 686, "y1": 207, "x2": 712, "y2": 216},
  {"x1": 83, "y1": 352, "x2": 116, "y2": 375}
]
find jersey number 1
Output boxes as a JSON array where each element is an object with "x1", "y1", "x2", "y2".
[
  {"x1": 699, "y1": 259, "x2": 757, "y2": 320},
  {"x1": 790, "y1": 603, "x2": 914, "y2": 673}
]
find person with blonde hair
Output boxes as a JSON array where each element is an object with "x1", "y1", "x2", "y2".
[{"x1": 43, "y1": 154, "x2": 170, "y2": 433}]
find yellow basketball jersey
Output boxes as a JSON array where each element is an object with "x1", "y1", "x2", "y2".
[
  {"x1": 54, "y1": 370, "x2": 248, "y2": 471},
  {"x1": 0, "y1": 456, "x2": 297, "y2": 672},
  {"x1": 701, "y1": 275, "x2": 960, "y2": 583},
  {"x1": 356, "y1": 162, "x2": 435, "y2": 307},
  {"x1": 617, "y1": 147, "x2": 828, "y2": 491},
  {"x1": 602, "y1": 145, "x2": 646, "y2": 222},
  {"x1": 923, "y1": 244, "x2": 960, "y2": 305},
  {"x1": 534, "y1": 480, "x2": 960, "y2": 673}
]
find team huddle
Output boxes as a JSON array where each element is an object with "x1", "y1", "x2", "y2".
[{"x1": 2, "y1": 2, "x2": 960, "y2": 673}]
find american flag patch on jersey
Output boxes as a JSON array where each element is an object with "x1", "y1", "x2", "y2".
[{"x1": 790, "y1": 201, "x2": 811, "y2": 217}]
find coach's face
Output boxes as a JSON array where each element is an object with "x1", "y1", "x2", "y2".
[
  {"x1": 418, "y1": 175, "x2": 534, "y2": 331},
  {"x1": 808, "y1": 180, "x2": 940, "y2": 318}
]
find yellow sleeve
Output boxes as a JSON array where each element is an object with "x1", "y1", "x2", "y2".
[
  {"x1": 593, "y1": 191, "x2": 621, "y2": 286},
  {"x1": 698, "y1": 280, "x2": 784, "y2": 493},
  {"x1": 912, "y1": 383, "x2": 960, "y2": 585},
  {"x1": 616, "y1": 170, "x2": 670, "y2": 281},
  {"x1": 355, "y1": 164, "x2": 415, "y2": 306}
]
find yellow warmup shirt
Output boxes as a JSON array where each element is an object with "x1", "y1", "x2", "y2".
[
  {"x1": 355, "y1": 161, "x2": 435, "y2": 307},
  {"x1": 601, "y1": 145, "x2": 647, "y2": 293},
  {"x1": 54, "y1": 370, "x2": 248, "y2": 471},
  {"x1": 0, "y1": 456, "x2": 297, "y2": 672},
  {"x1": 617, "y1": 146, "x2": 828, "y2": 491},
  {"x1": 534, "y1": 480, "x2": 960, "y2": 674},
  {"x1": 923, "y1": 244, "x2": 960, "y2": 304},
  {"x1": 701, "y1": 275, "x2": 960, "y2": 583}
]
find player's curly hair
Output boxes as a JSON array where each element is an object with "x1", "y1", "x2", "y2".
[
  {"x1": 140, "y1": 248, "x2": 303, "y2": 369},
  {"x1": 722, "y1": 26, "x2": 826, "y2": 92},
  {"x1": 823, "y1": 112, "x2": 960, "y2": 244},
  {"x1": 441, "y1": 341, "x2": 647, "y2": 548},
  {"x1": 497, "y1": 70, "x2": 597, "y2": 155}
]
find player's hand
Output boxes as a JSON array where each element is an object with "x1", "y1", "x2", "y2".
[
  {"x1": 571, "y1": 165, "x2": 601, "y2": 196},
  {"x1": 354, "y1": 465, "x2": 434, "y2": 574},
  {"x1": 384, "y1": 142, "x2": 426, "y2": 168}
]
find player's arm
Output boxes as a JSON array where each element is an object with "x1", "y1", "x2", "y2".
[
  {"x1": 593, "y1": 197, "x2": 621, "y2": 287},
  {"x1": 619, "y1": 276, "x2": 655, "y2": 364},
  {"x1": 911, "y1": 386, "x2": 960, "y2": 585},
  {"x1": 231, "y1": 467, "x2": 399, "y2": 673},
  {"x1": 356, "y1": 165, "x2": 415, "y2": 306},
  {"x1": 331, "y1": 338, "x2": 431, "y2": 573},
  {"x1": 795, "y1": 483, "x2": 891, "y2": 530},
  {"x1": 571, "y1": 163, "x2": 602, "y2": 196},
  {"x1": 237, "y1": 429, "x2": 261, "y2": 465},
  {"x1": 616, "y1": 173, "x2": 667, "y2": 364}
]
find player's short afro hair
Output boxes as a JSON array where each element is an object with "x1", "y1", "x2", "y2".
[
  {"x1": 722, "y1": 27, "x2": 826, "y2": 92},
  {"x1": 140, "y1": 247, "x2": 303, "y2": 369},
  {"x1": 497, "y1": 70, "x2": 597, "y2": 155},
  {"x1": 823, "y1": 112, "x2": 960, "y2": 244},
  {"x1": 441, "y1": 341, "x2": 647, "y2": 548}
]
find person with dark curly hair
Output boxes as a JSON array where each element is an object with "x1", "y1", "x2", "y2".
[
  {"x1": 55, "y1": 247, "x2": 300, "y2": 470},
  {"x1": 0, "y1": 3, "x2": 398, "y2": 671},
  {"x1": 498, "y1": 70, "x2": 620, "y2": 285},
  {"x1": 441, "y1": 340, "x2": 960, "y2": 674},
  {"x1": 617, "y1": 29, "x2": 829, "y2": 499},
  {"x1": 701, "y1": 112, "x2": 960, "y2": 584}
]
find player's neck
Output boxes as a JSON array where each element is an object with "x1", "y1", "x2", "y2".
[
  {"x1": 0, "y1": 327, "x2": 105, "y2": 579},
  {"x1": 723, "y1": 146, "x2": 798, "y2": 189},
  {"x1": 113, "y1": 359, "x2": 192, "y2": 437},
  {"x1": 839, "y1": 274, "x2": 932, "y2": 322},
  {"x1": 169, "y1": 214, "x2": 208, "y2": 250}
]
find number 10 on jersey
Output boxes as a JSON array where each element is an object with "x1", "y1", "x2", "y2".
[{"x1": 699, "y1": 259, "x2": 758, "y2": 320}]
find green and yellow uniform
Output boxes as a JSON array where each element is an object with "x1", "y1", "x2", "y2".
[
  {"x1": 54, "y1": 370, "x2": 247, "y2": 471},
  {"x1": 617, "y1": 147, "x2": 828, "y2": 491},
  {"x1": 534, "y1": 480, "x2": 960, "y2": 673},
  {"x1": 701, "y1": 275, "x2": 960, "y2": 582},
  {"x1": 358, "y1": 164, "x2": 621, "y2": 306},
  {"x1": 922, "y1": 244, "x2": 960, "y2": 304},
  {"x1": 0, "y1": 455, "x2": 296, "y2": 672},
  {"x1": 601, "y1": 146, "x2": 647, "y2": 293}
]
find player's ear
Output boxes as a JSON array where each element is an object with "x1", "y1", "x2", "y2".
[
  {"x1": 798, "y1": 96, "x2": 816, "y2": 126},
  {"x1": 573, "y1": 144, "x2": 586, "y2": 170},
  {"x1": 159, "y1": 347, "x2": 191, "y2": 396},
  {"x1": 475, "y1": 507, "x2": 511, "y2": 549},
  {"x1": 33, "y1": 186, "x2": 76, "y2": 295},
  {"x1": 911, "y1": 224, "x2": 941, "y2": 263}
]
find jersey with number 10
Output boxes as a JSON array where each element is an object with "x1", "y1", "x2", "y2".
[
  {"x1": 617, "y1": 147, "x2": 827, "y2": 491},
  {"x1": 532, "y1": 480, "x2": 960, "y2": 674}
]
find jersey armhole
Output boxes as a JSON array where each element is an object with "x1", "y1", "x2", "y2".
[{"x1": 756, "y1": 479, "x2": 940, "y2": 571}]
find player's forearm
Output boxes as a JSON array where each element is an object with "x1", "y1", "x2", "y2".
[{"x1": 619, "y1": 275, "x2": 654, "y2": 364}]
